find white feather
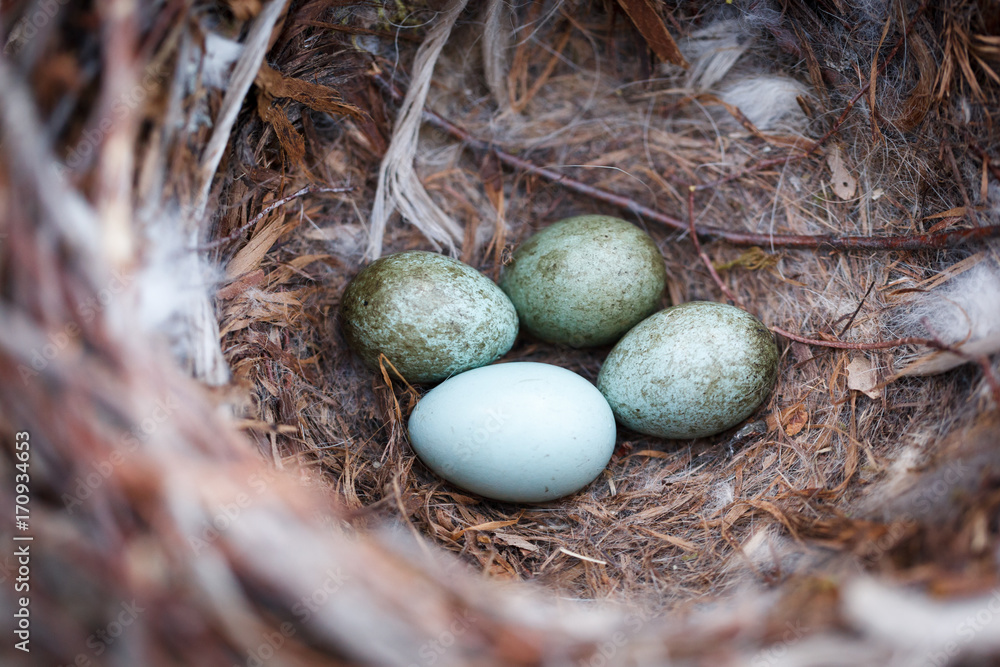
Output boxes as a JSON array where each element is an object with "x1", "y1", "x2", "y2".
[
  {"x1": 672, "y1": 19, "x2": 813, "y2": 134},
  {"x1": 682, "y1": 20, "x2": 752, "y2": 92},
  {"x1": 201, "y1": 32, "x2": 244, "y2": 89},
  {"x1": 133, "y1": 211, "x2": 229, "y2": 385},
  {"x1": 895, "y1": 259, "x2": 1000, "y2": 376},
  {"x1": 719, "y1": 76, "x2": 810, "y2": 132}
]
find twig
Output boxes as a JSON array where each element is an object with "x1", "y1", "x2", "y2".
[
  {"x1": 771, "y1": 323, "x2": 999, "y2": 407},
  {"x1": 373, "y1": 72, "x2": 1000, "y2": 251},
  {"x1": 771, "y1": 326, "x2": 933, "y2": 351},
  {"x1": 837, "y1": 280, "x2": 876, "y2": 337},
  {"x1": 193, "y1": 185, "x2": 352, "y2": 251}
]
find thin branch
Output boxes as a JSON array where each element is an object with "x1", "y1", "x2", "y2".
[
  {"x1": 193, "y1": 185, "x2": 352, "y2": 251},
  {"x1": 770, "y1": 326, "x2": 934, "y2": 350},
  {"x1": 771, "y1": 327, "x2": 1000, "y2": 407},
  {"x1": 373, "y1": 72, "x2": 1000, "y2": 252},
  {"x1": 837, "y1": 280, "x2": 876, "y2": 337}
]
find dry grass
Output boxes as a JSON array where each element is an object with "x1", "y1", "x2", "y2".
[
  {"x1": 2, "y1": 0, "x2": 1000, "y2": 664},
  {"x1": 217, "y1": 0, "x2": 1000, "y2": 609}
]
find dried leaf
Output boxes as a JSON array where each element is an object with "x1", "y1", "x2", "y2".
[
  {"x1": 226, "y1": 215, "x2": 298, "y2": 279},
  {"x1": 924, "y1": 206, "x2": 967, "y2": 220},
  {"x1": 784, "y1": 405, "x2": 809, "y2": 437},
  {"x1": 714, "y1": 247, "x2": 780, "y2": 272},
  {"x1": 256, "y1": 90, "x2": 309, "y2": 174},
  {"x1": 641, "y1": 528, "x2": 699, "y2": 552},
  {"x1": 721, "y1": 504, "x2": 749, "y2": 529},
  {"x1": 249, "y1": 289, "x2": 305, "y2": 306},
  {"x1": 254, "y1": 63, "x2": 365, "y2": 172},
  {"x1": 219, "y1": 318, "x2": 255, "y2": 336},
  {"x1": 766, "y1": 403, "x2": 809, "y2": 436},
  {"x1": 631, "y1": 450, "x2": 671, "y2": 458},
  {"x1": 255, "y1": 63, "x2": 364, "y2": 119},
  {"x1": 218, "y1": 269, "x2": 267, "y2": 300},
  {"x1": 493, "y1": 531, "x2": 539, "y2": 553},
  {"x1": 827, "y1": 146, "x2": 857, "y2": 200},
  {"x1": 452, "y1": 516, "x2": 521, "y2": 539},
  {"x1": 847, "y1": 357, "x2": 882, "y2": 399},
  {"x1": 615, "y1": 0, "x2": 688, "y2": 68}
]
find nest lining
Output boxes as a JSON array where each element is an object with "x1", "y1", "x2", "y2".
[
  {"x1": 2, "y1": 0, "x2": 1000, "y2": 665},
  {"x1": 221, "y1": 0, "x2": 1000, "y2": 608}
]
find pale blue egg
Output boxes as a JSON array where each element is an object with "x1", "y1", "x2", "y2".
[{"x1": 408, "y1": 362, "x2": 617, "y2": 502}]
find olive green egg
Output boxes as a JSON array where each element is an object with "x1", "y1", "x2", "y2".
[
  {"x1": 340, "y1": 251, "x2": 518, "y2": 383},
  {"x1": 597, "y1": 302, "x2": 778, "y2": 439},
  {"x1": 499, "y1": 215, "x2": 667, "y2": 347}
]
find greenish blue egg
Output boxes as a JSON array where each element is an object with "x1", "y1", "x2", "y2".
[
  {"x1": 597, "y1": 301, "x2": 778, "y2": 439},
  {"x1": 340, "y1": 251, "x2": 518, "y2": 383},
  {"x1": 500, "y1": 215, "x2": 667, "y2": 347}
]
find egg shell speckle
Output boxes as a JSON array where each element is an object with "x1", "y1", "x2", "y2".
[
  {"x1": 407, "y1": 362, "x2": 617, "y2": 503},
  {"x1": 500, "y1": 215, "x2": 667, "y2": 347},
  {"x1": 340, "y1": 251, "x2": 518, "y2": 383},
  {"x1": 597, "y1": 301, "x2": 778, "y2": 439}
]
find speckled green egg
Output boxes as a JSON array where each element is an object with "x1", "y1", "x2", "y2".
[
  {"x1": 340, "y1": 251, "x2": 518, "y2": 383},
  {"x1": 597, "y1": 302, "x2": 778, "y2": 439},
  {"x1": 499, "y1": 215, "x2": 667, "y2": 347}
]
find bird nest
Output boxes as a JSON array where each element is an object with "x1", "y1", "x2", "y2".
[{"x1": 2, "y1": 1, "x2": 1000, "y2": 665}]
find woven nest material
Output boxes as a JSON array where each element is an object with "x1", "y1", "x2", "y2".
[{"x1": 2, "y1": 1, "x2": 1000, "y2": 665}]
